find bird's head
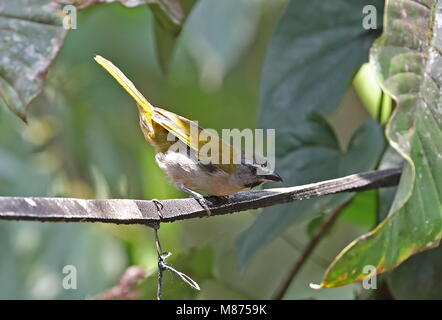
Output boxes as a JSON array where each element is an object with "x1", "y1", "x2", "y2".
[{"x1": 231, "y1": 154, "x2": 283, "y2": 189}]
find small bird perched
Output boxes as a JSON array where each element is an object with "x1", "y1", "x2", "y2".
[{"x1": 94, "y1": 55, "x2": 282, "y2": 216}]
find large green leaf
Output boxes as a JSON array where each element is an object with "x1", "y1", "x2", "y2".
[
  {"x1": 319, "y1": 0, "x2": 442, "y2": 287},
  {"x1": 236, "y1": 0, "x2": 384, "y2": 267},
  {"x1": 379, "y1": 148, "x2": 441, "y2": 299},
  {"x1": 0, "y1": 0, "x2": 67, "y2": 121}
]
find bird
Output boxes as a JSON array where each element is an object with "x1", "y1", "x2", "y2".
[{"x1": 94, "y1": 55, "x2": 283, "y2": 216}]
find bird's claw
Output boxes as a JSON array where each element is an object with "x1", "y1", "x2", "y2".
[
  {"x1": 176, "y1": 183, "x2": 212, "y2": 217},
  {"x1": 152, "y1": 199, "x2": 164, "y2": 219},
  {"x1": 195, "y1": 196, "x2": 212, "y2": 217}
]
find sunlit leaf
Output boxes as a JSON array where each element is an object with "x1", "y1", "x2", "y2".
[
  {"x1": 320, "y1": 0, "x2": 442, "y2": 288},
  {"x1": 353, "y1": 63, "x2": 383, "y2": 120}
]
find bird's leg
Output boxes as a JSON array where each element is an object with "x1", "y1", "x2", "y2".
[{"x1": 177, "y1": 183, "x2": 211, "y2": 216}]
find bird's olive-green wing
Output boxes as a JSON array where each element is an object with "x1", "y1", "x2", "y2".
[{"x1": 153, "y1": 108, "x2": 238, "y2": 173}]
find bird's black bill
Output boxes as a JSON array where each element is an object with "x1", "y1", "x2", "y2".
[{"x1": 262, "y1": 172, "x2": 283, "y2": 183}]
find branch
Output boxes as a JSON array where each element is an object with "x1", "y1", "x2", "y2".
[{"x1": 0, "y1": 168, "x2": 401, "y2": 225}]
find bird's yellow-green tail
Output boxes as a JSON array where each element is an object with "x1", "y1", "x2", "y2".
[
  {"x1": 95, "y1": 55, "x2": 238, "y2": 169},
  {"x1": 94, "y1": 55, "x2": 154, "y2": 117}
]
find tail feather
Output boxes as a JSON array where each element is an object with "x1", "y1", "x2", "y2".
[{"x1": 94, "y1": 55, "x2": 154, "y2": 117}]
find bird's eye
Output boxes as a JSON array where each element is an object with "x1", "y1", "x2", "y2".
[{"x1": 261, "y1": 160, "x2": 268, "y2": 168}]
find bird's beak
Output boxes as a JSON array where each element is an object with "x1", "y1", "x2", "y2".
[{"x1": 262, "y1": 172, "x2": 283, "y2": 183}]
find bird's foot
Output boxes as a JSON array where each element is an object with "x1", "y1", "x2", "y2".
[
  {"x1": 194, "y1": 194, "x2": 212, "y2": 217},
  {"x1": 177, "y1": 183, "x2": 212, "y2": 216},
  {"x1": 152, "y1": 199, "x2": 164, "y2": 219}
]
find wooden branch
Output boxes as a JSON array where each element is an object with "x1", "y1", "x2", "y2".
[{"x1": 0, "y1": 168, "x2": 401, "y2": 225}]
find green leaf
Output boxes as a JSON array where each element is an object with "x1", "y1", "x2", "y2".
[
  {"x1": 353, "y1": 62, "x2": 393, "y2": 126},
  {"x1": 353, "y1": 63, "x2": 383, "y2": 120},
  {"x1": 179, "y1": 0, "x2": 264, "y2": 90},
  {"x1": 379, "y1": 148, "x2": 441, "y2": 299},
  {"x1": 319, "y1": 0, "x2": 442, "y2": 288},
  {"x1": 0, "y1": 0, "x2": 67, "y2": 121},
  {"x1": 236, "y1": 0, "x2": 384, "y2": 268}
]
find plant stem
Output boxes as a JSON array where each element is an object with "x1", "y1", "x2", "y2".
[{"x1": 272, "y1": 201, "x2": 351, "y2": 300}]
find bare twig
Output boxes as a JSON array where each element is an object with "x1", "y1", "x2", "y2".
[
  {"x1": 272, "y1": 201, "x2": 351, "y2": 300},
  {"x1": 0, "y1": 168, "x2": 401, "y2": 225},
  {"x1": 280, "y1": 233, "x2": 330, "y2": 268}
]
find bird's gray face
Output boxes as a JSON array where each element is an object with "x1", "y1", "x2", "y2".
[{"x1": 234, "y1": 160, "x2": 283, "y2": 189}]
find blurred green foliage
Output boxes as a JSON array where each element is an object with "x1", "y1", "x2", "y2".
[
  {"x1": 1, "y1": 0, "x2": 440, "y2": 300},
  {"x1": 0, "y1": 0, "x2": 370, "y2": 299}
]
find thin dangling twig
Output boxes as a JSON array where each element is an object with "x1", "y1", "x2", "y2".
[
  {"x1": 153, "y1": 224, "x2": 165, "y2": 300},
  {"x1": 151, "y1": 202, "x2": 200, "y2": 300}
]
